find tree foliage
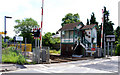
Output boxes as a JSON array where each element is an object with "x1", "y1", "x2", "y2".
[
  {"x1": 103, "y1": 6, "x2": 114, "y2": 35},
  {"x1": 90, "y1": 12, "x2": 98, "y2": 25},
  {"x1": 2, "y1": 39, "x2": 7, "y2": 48},
  {"x1": 87, "y1": 12, "x2": 99, "y2": 46},
  {"x1": 14, "y1": 18, "x2": 39, "y2": 43},
  {"x1": 61, "y1": 13, "x2": 80, "y2": 26},
  {"x1": 42, "y1": 32, "x2": 60, "y2": 49},
  {"x1": 86, "y1": 18, "x2": 89, "y2": 25},
  {"x1": 114, "y1": 26, "x2": 120, "y2": 41}
]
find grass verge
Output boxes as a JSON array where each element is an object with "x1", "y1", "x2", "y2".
[
  {"x1": 2, "y1": 47, "x2": 26, "y2": 65},
  {"x1": 49, "y1": 50, "x2": 61, "y2": 55}
]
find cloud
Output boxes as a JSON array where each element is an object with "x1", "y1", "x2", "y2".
[
  {"x1": 0, "y1": 0, "x2": 33, "y2": 13},
  {"x1": 0, "y1": 0, "x2": 119, "y2": 38}
]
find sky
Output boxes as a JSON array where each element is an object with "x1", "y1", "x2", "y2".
[{"x1": 0, "y1": 0, "x2": 119, "y2": 38}]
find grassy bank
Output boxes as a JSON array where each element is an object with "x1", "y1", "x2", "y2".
[
  {"x1": 49, "y1": 50, "x2": 61, "y2": 55},
  {"x1": 2, "y1": 47, "x2": 26, "y2": 64}
]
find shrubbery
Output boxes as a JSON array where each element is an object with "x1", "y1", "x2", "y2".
[
  {"x1": 2, "y1": 39, "x2": 7, "y2": 48},
  {"x1": 2, "y1": 47, "x2": 26, "y2": 64},
  {"x1": 49, "y1": 50, "x2": 61, "y2": 54},
  {"x1": 116, "y1": 44, "x2": 120, "y2": 56}
]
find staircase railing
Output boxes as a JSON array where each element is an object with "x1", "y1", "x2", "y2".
[
  {"x1": 73, "y1": 44, "x2": 78, "y2": 51},
  {"x1": 83, "y1": 39, "x2": 91, "y2": 48},
  {"x1": 80, "y1": 41, "x2": 86, "y2": 49},
  {"x1": 73, "y1": 37, "x2": 91, "y2": 51}
]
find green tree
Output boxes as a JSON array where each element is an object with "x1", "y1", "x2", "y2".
[
  {"x1": 14, "y1": 18, "x2": 39, "y2": 43},
  {"x1": 100, "y1": 6, "x2": 114, "y2": 48},
  {"x1": 42, "y1": 32, "x2": 60, "y2": 49},
  {"x1": 86, "y1": 18, "x2": 89, "y2": 25},
  {"x1": 115, "y1": 36, "x2": 120, "y2": 56},
  {"x1": 114, "y1": 26, "x2": 120, "y2": 41},
  {"x1": 42, "y1": 32, "x2": 52, "y2": 47},
  {"x1": 61, "y1": 13, "x2": 80, "y2": 26},
  {"x1": 90, "y1": 12, "x2": 98, "y2": 25},
  {"x1": 5, "y1": 36, "x2": 10, "y2": 39},
  {"x1": 103, "y1": 6, "x2": 114, "y2": 35},
  {"x1": 2, "y1": 39, "x2": 7, "y2": 48},
  {"x1": 88, "y1": 12, "x2": 100, "y2": 46}
]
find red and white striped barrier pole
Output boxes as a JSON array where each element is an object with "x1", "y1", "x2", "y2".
[
  {"x1": 40, "y1": 0, "x2": 44, "y2": 48},
  {"x1": 101, "y1": 9, "x2": 104, "y2": 49}
]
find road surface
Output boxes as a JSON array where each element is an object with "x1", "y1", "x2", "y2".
[{"x1": 2, "y1": 56, "x2": 120, "y2": 73}]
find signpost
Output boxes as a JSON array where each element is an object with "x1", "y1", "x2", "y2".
[
  {"x1": 24, "y1": 38, "x2": 27, "y2": 62},
  {"x1": 15, "y1": 36, "x2": 23, "y2": 55},
  {"x1": 15, "y1": 36, "x2": 23, "y2": 41},
  {"x1": 105, "y1": 35, "x2": 115, "y2": 57}
]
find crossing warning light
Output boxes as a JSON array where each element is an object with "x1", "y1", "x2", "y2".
[{"x1": 32, "y1": 28, "x2": 41, "y2": 39}]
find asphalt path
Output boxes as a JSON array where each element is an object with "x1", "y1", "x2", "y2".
[{"x1": 2, "y1": 56, "x2": 119, "y2": 74}]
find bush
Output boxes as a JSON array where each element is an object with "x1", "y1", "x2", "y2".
[
  {"x1": 49, "y1": 50, "x2": 61, "y2": 54},
  {"x1": 17, "y1": 54, "x2": 25, "y2": 65},
  {"x1": 116, "y1": 44, "x2": 120, "y2": 56},
  {"x1": 2, "y1": 47, "x2": 26, "y2": 64},
  {"x1": 2, "y1": 39, "x2": 7, "y2": 48}
]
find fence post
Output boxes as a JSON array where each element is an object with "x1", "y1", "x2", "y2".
[
  {"x1": 0, "y1": 35, "x2": 2, "y2": 63},
  {"x1": 111, "y1": 42, "x2": 113, "y2": 56},
  {"x1": 47, "y1": 47, "x2": 50, "y2": 63},
  {"x1": 20, "y1": 41, "x2": 22, "y2": 54},
  {"x1": 37, "y1": 39, "x2": 40, "y2": 63},
  {"x1": 40, "y1": 48, "x2": 42, "y2": 63},
  {"x1": 14, "y1": 38, "x2": 15, "y2": 47},
  {"x1": 32, "y1": 48, "x2": 35, "y2": 62},
  {"x1": 24, "y1": 38, "x2": 27, "y2": 62},
  {"x1": 35, "y1": 39, "x2": 37, "y2": 62},
  {"x1": 107, "y1": 42, "x2": 109, "y2": 57},
  {"x1": 114, "y1": 45, "x2": 115, "y2": 55},
  {"x1": 104, "y1": 34, "x2": 106, "y2": 57},
  {"x1": 15, "y1": 42, "x2": 18, "y2": 50}
]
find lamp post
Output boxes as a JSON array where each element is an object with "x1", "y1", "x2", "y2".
[{"x1": 4, "y1": 16, "x2": 12, "y2": 43}]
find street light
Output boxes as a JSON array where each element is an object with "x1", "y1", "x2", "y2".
[{"x1": 4, "y1": 16, "x2": 12, "y2": 43}]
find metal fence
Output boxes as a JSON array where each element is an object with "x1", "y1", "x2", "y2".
[
  {"x1": 94, "y1": 45, "x2": 116, "y2": 58},
  {"x1": 32, "y1": 47, "x2": 50, "y2": 64}
]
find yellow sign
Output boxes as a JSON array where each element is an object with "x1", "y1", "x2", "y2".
[
  {"x1": 10, "y1": 44, "x2": 32, "y2": 52},
  {"x1": 0, "y1": 32, "x2": 6, "y2": 34}
]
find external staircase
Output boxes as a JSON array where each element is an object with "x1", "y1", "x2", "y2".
[{"x1": 73, "y1": 37, "x2": 96, "y2": 56}]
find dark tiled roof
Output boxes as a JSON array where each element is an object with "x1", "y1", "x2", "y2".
[
  {"x1": 60, "y1": 22, "x2": 82, "y2": 31},
  {"x1": 81, "y1": 24, "x2": 96, "y2": 30},
  {"x1": 58, "y1": 28, "x2": 62, "y2": 31}
]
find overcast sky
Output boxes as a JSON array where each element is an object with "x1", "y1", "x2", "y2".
[{"x1": 0, "y1": 0, "x2": 119, "y2": 38}]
